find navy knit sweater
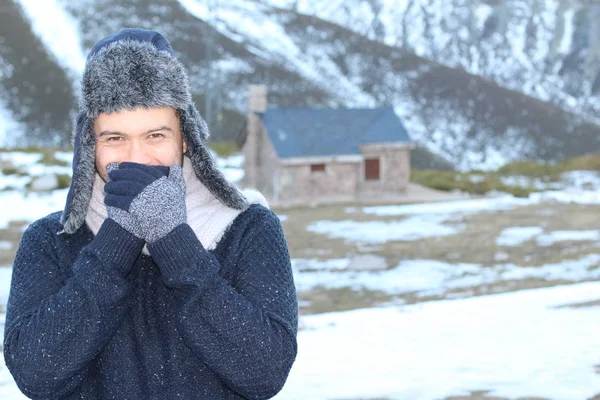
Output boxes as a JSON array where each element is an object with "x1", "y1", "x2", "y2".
[{"x1": 4, "y1": 204, "x2": 298, "y2": 399}]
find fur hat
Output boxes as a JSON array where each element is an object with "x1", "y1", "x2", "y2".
[{"x1": 60, "y1": 28, "x2": 249, "y2": 234}]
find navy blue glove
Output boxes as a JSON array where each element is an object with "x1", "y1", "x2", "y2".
[
  {"x1": 105, "y1": 163, "x2": 170, "y2": 211},
  {"x1": 104, "y1": 162, "x2": 187, "y2": 243}
]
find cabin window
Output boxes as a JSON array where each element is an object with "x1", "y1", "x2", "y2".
[
  {"x1": 311, "y1": 163, "x2": 326, "y2": 173},
  {"x1": 365, "y1": 158, "x2": 380, "y2": 180}
]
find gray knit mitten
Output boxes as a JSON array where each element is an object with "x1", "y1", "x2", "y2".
[{"x1": 104, "y1": 162, "x2": 187, "y2": 243}]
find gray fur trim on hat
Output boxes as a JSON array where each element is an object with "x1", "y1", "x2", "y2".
[
  {"x1": 179, "y1": 106, "x2": 249, "y2": 210},
  {"x1": 59, "y1": 30, "x2": 248, "y2": 235},
  {"x1": 59, "y1": 114, "x2": 97, "y2": 234},
  {"x1": 81, "y1": 39, "x2": 191, "y2": 118}
]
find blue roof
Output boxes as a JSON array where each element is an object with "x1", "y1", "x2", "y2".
[{"x1": 258, "y1": 107, "x2": 411, "y2": 159}]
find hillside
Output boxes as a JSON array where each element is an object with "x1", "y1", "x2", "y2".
[{"x1": 1, "y1": 0, "x2": 600, "y2": 170}]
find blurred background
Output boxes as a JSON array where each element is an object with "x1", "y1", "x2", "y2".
[{"x1": 0, "y1": 0, "x2": 600, "y2": 399}]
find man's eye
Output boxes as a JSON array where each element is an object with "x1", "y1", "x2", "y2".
[
  {"x1": 149, "y1": 133, "x2": 165, "y2": 140},
  {"x1": 106, "y1": 136, "x2": 123, "y2": 142}
]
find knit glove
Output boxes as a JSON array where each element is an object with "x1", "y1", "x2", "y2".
[{"x1": 104, "y1": 162, "x2": 187, "y2": 243}]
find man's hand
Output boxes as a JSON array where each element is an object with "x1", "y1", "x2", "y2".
[{"x1": 104, "y1": 162, "x2": 187, "y2": 243}]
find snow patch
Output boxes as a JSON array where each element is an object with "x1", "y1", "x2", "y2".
[
  {"x1": 275, "y1": 282, "x2": 600, "y2": 400},
  {"x1": 16, "y1": 0, "x2": 86, "y2": 77}
]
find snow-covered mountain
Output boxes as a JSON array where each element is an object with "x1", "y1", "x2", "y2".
[
  {"x1": 1, "y1": 0, "x2": 600, "y2": 170},
  {"x1": 266, "y1": 0, "x2": 600, "y2": 116}
]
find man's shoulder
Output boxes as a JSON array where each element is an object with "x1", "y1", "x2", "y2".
[
  {"x1": 31, "y1": 210, "x2": 63, "y2": 226},
  {"x1": 23, "y1": 211, "x2": 65, "y2": 236},
  {"x1": 225, "y1": 204, "x2": 287, "y2": 245},
  {"x1": 236, "y1": 204, "x2": 281, "y2": 227},
  {"x1": 17, "y1": 211, "x2": 91, "y2": 262}
]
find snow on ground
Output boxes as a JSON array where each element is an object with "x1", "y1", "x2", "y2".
[
  {"x1": 496, "y1": 226, "x2": 544, "y2": 246},
  {"x1": 561, "y1": 170, "x2": 600, "y2": 190},
  {"x1": 0, "y1": 152, "x2": 72, "y2": 191},
  {"x1": 0, "y1": 190, "x2": 69, "y2": 229},
  {"x1": 314, "y1": 191, "x2": 600, "y2": 246},
  {"x1": 53, "y1": 151, "x2": 73, "y2": 165},
  {"x1": 274, "y1": 281, "x2": 600, "y2": 400},
  {"x1": 215, "y1": 153, "x2": 245, "y2": 183},
  {"x1": 536, "y1": 230, "x2": 600, "y2": 247},
  {"x1": 501, "y1": 171, "x2": 600, "y2": 192},
  {"x1": 496, "y1": 226, "x2": 600, "y2": 248},
  {"x1": 307, "y1": 214, "x2": 459, "y2": 243},
  {"x1": 0, "y1": 175, "x2": 30, "y2": 191},
  {"x1": 293, "y1": 254, "x2": 600, "y2": 295},
  {"x1": 0, "y1": 354, "x2": 25, "y2": 400},
  {"x1": 313, "y1": 195, "x2": 534, "y2": 244},
  {"x1": 0, "y1": 152, "x2": 42, "y2": 168},
  {"x1": 352, "y1": 194, "x2": 532, "y2": 216},
  {"x1": 0, "y1": 277, "x2": 598, "y2": 399},
  {"x1": 358, "y1": 189, "x2": 600, "y2": 217},
  {"x1": 0, "y1": 150, "x2": 243, "y2": 228},
  {"x1": 1, "y1": 151, "x2": 600, "y2": 399},
  {"x1": 0, "y1": 267, "x2": 12, "y2": 306},
  {"x1": 531, "y1": 188, "x2": 600, "y2": 204}
]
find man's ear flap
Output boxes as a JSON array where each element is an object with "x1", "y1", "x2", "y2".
[{"x1": 60, "y1": 113, "x2": 97, "y2": 234}]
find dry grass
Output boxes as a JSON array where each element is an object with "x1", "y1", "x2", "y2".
[
  {"x1": 0, "y1": 220, "x2": 28, "y2": 266},
  {"x1": 2, "y1": 201, "x2": 600, "y2": 318},
  {"x1": 298, "y1": 287, "x2": 398, "y2": 314},
  {"x1": 278, "y1": 201, "x2": 600, "y2": 315},
  {"x1": 278, "y1": 202, "x2": 600, "y2": 268}
]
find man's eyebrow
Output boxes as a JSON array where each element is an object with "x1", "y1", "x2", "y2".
[
  {"x1": 145, "y1": 126, "x2": 173, "y2": 134},
  {"x1": 98, "y1": 130, "x2": 125, "y2": 137},
  {"x1": 97, "y1": 126, "x2": 174, "y2": 137}
]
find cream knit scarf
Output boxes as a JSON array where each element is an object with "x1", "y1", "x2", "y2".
[{"x1": 85, "y1": 156, "x2": 268, "y2": 254}]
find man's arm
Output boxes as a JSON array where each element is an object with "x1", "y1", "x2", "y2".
[
  {"x1": 3, "y1": 217, "x2": 142, "y2": 399},
  {"x1": 149, "y1": 207, "x2": 297, "y2": 400}
]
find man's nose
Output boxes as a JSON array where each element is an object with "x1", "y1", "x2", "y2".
[{"x1": 126, "y1": 140, "x2": 152, "y2": 165}]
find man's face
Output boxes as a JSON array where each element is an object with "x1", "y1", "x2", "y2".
[{"x1": 94, "y1": 107, "x2": 187, "y2": 182}]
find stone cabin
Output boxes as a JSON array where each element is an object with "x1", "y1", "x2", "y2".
[{"x1": 238, "y1": 85, "x2": 414, "y2": 207}]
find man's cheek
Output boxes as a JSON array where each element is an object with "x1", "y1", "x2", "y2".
[
  {"x1": 96, "y1": 165, "x2": 109, "y2": 182},
  {"x1": 95, "y1": 156, "x2": 113, "y2": 182}
]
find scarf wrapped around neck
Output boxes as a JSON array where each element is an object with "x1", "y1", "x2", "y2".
[{"x1": 85, "y1": 156, "x2": 268, "y2": 255}]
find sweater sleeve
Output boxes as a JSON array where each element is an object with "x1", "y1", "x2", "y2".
[
  {"x1": 148, "y1": 207, "x2": 298, "y2": 400},
  {"x1": 3, "y1": 218, "x2": 144, "y2": 399}
]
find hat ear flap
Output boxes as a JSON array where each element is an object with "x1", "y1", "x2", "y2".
[
  {"x1": 179, "y1": 105, "x2": 249, "y2": 210},
  {"x1": 60, "y1": 113, "x2": 97, "y2": 234}
]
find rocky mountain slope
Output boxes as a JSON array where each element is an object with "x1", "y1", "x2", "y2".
[{"x1": 1, "y1": 0, "x2": 599, "y2": 170}]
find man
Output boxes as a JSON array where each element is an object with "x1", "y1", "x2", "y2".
[{"x1": 4, "y1": 28, "x2": 298, "y2": 399}]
